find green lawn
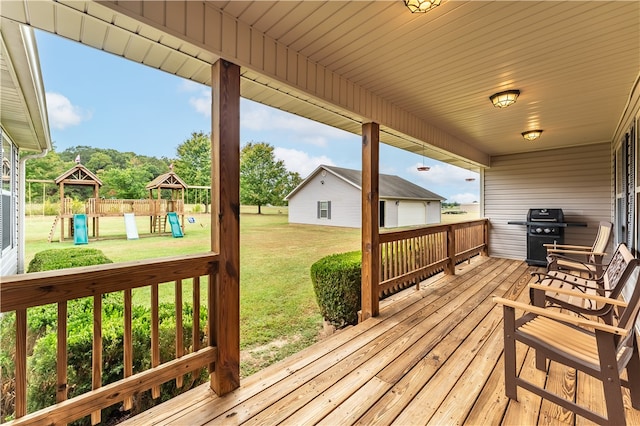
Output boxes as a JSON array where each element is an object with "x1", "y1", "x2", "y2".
[{"x1": 24, "y1": 207, "x2": 361, "y2": 376}]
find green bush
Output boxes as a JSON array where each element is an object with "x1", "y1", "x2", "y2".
[
  {"x1": 310, "y1": 251, "x2": 361, "y2": 327},
  {"x1": 27, "y1": 248, "x2": 113, "y2": 273}
]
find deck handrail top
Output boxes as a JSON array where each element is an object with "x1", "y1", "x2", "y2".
[
  {"x1": 379, "y1": 218, "x2": 488, "y2": 242},
  {"x1": 1, "y1": 252, "x2": 219, "y2": 312}
]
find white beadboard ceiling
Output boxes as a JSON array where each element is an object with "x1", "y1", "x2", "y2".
[{"x1": 1, "y1": 1, "x2": 638, "y2": 170}]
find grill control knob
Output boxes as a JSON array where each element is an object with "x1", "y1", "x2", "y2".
[
  {"x1": 536, "y1": 228, "x2": 542, "y2": 233},
  {"x1": 544, "y1": 228, "x2": 551, "y2": 233}
]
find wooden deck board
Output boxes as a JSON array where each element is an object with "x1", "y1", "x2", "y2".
[{"x1": 119, "y1": 257, "x2": 640, "y2": 426}]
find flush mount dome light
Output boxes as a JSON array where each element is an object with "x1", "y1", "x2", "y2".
[
  {"x1": 522, "y1": 130, "x2": 543, "y2": 141},
  {"x1": 489, "y1": 90, "x2": 520, "y2": 108},
  {"x1": 404, "y1": 0, "x2": 442, "y2": 13}
]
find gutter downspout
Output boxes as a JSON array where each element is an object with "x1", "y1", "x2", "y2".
[{"x1": 18, "y1": 149, "x2": 48, "y2": 273}]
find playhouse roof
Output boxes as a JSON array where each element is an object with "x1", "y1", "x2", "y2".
[
  {"x1": 145, "y1": 171, "x2": 188, "y2": 190},
  {"x1": 54, "y1": 164, "x2": 102, "y2": 186},
  {"x1": 285, "y1": 165, "x2": 445, "y2": 202}
]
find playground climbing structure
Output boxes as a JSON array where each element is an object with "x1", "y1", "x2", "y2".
[{"x1": 50, "y1": 164, "x2": 186, "y2": 242}]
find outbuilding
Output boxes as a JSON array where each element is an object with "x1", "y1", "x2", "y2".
[{"x1": 285, "y1": 165, "x2": 445, "y2": 228}]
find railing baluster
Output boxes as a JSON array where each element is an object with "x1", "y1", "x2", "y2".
[
  {"x1": 91, "y1": 295, "x2": 102, "y2": 425},
  {"x1": 57, "y1": 301, "x2": 68, "y2": 403},
  {"x1": 151, "y1": 283, "x2": 160, "y2": 399},
  {"x1": 15, "y1": 309, "x2": 27, "y2": 418},
  {"x1": 192, "y1": 276, "x2": 201, "y2": 380},
  {"x1": 175, "y1": 279, "x2": 184, "y2": 388},
  {"x1": 124, "y1": 288, "x2": 133, "y2": 410}
]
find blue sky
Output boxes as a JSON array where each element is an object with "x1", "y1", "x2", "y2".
[{"x1": 35, "y1": 30, "x2": 479, "y2": 204}]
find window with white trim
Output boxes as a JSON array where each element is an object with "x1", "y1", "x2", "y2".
[
  {"x1": 317, "y1": 201, "x2": 331, "y2": 219},
  {"x1": 2, "y1": 134, "x2": 15, "y2": 253}
]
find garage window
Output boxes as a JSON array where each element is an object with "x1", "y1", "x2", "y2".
[{"x1": 317, "y1": 201, "x2": 331, "y2": 219}]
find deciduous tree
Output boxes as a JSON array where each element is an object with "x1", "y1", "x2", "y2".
[{"x1": 240, "y1": 142, "x2": 299, "y2": 214}]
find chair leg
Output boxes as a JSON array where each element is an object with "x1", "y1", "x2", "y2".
[
  {"x1": 503, "y1": 305, "x2": 518, "y2": 400},
  {"x1": 597, "y1": 332, "x2": 626, "y2": 425},
  {"x1": 627, "y1": 338, "x2": 640, "y2": 409},
  {"x1": 530, "y1": 288, "x2": 547, "y2": 370}
]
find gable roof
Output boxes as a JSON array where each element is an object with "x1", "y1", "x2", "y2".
[
  {"x1": 54, "y1": 164, "x2": 102, "y2": 186},
  {"x1": 285, "y1": 165, "x2": 445, "y2": 202},
  {"x1": 145, "y1": 171, "x2": 187, "y2": 190}
]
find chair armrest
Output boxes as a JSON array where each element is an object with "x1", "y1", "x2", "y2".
[
  {"x1": 547, "y1": 248, "x2": 606, "y2": 256},
  {"x1": 528, "y1": 283, "x2": 628, "y2": 307},
  {"x1": 492, "y1": 296, "x2": 627, "y2": 335},
  {"x1": 544, "y1": 243, "x2": 592, "y2": 251}
]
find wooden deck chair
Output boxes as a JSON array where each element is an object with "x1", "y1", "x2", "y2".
[
  {"x1": 545, "y1": 221, "x2": 613, "y2": 278},
  {"x1": 494, "y1": 259, "x2": 640, "y2": 425},
  {"x1": 530, "y1": 243, "x2": 636, "y2": 325}
]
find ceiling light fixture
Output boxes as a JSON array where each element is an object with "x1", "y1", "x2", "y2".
[
  {"x1": 404, "y1": 0, "x2": 442, "y2": 13},
  {"x1": 521, "y1": 130, "x2": 543, "y2": 141},
  {"x1": 489, "y1": 90, "x2": 520, "y2": 108}
]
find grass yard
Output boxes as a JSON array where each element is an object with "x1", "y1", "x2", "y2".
[{"x1": 24, "y1": 207, "x2": 361, "y2": 376}]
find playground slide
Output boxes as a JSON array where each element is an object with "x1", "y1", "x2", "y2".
[
  {"x1": 167, "y1": 212, "x2": 183, "y2": 238},
  {"x1": 124, "y1": 213, "x2": 139, "y2": 240},
  {"x1": 73, "y1": 214, "x2": 89, "y2": 245}
]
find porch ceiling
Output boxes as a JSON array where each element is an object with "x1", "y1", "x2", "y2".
[{"x1": 1, "y1": 1, "x2": 638, "y2": 169}]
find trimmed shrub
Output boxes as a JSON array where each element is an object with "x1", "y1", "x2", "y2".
[
  {"x1": 310, "y1": 251, "x2": 361, "y2": 327},
  {"x1": 27, "y1": 248, "x2": 113, "y2": 273}
]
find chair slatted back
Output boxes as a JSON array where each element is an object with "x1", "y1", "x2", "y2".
[{"x1": 589, "y1": 221, "x2": 613, "y2": 262}]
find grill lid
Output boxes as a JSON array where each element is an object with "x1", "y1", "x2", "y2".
[{"x1": 527, "y1": 208, "x2": 564, "y2": 223}]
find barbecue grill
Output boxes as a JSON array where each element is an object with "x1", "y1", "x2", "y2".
[
  {"x1": 507, "y1": 208, "x2": 585, "y2": 266},
  {"x1": 525, "y1": 208, "x2": 564, "y2": 266}
]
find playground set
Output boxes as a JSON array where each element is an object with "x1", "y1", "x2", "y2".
[{"x1": 48, "y1": 164, "x2": 186, "y2": 243}]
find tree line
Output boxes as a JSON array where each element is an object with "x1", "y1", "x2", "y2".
[{"x1": 24, "y1": 132, "x2": 303, "y2": 213}]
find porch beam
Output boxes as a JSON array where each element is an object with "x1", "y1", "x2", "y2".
[
  {"x1": 210, "y1": 59, "x2": 240, "y2": 395},
  {"x1": 361, "y1": 122, "x2": 380, "y2": 320}
]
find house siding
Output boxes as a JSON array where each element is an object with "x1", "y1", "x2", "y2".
[
  {"x1": 485, "y1": 143, "x2": 612, "y2": 261},
  {"x1": 288, "y1": 172, "x2": 361, "y2": 228}
]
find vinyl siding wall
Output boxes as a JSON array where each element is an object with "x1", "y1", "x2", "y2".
[
  {"x1": 288, "y1": 172, "x2": 360, "y2": 228},
  {"x1": 485, "y1": 143, "x2": 612, "y2": 261}
]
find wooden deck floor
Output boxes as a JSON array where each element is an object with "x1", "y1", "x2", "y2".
[{"x1": 122, "y1": 256, "x2": 640, "y2": 425}]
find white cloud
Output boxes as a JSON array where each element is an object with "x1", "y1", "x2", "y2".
[
  {"x1": 179, "y1": 80, "x2": 203, "y2": 93},
  {"x1": 241, "y1": 100, "x2": 351, "y2": 147},
  {"x1": 46, "y1": 92, "x2": 90, "y2": 130},
  {"x1": 189, "y1": 95, "x2": 211, "y2": 117},
  {"x1": 274, "y1": 147, "x2": 335, "y2": 177}
]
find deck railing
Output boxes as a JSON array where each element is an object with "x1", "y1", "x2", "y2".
[
  {"x1": 0, "y1": 253, "x2": 220, "y2": 425},
  {"x1": 378, "y1": 219, "x2": 489, "y2": 296}
]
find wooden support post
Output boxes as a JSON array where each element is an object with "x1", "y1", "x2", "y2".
[
  {"x1": 210, "y1": 59, "x2": 240, "y2": 395},
  {"x1": 361, "y1": 122, "x2": 380, "y2": 321},
  {"x1": 445, "y1": 226, "x2": 456, "y2": 275},
  {"x1": 482, "y1": 220, "x2": 489, "y2": 256}
]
